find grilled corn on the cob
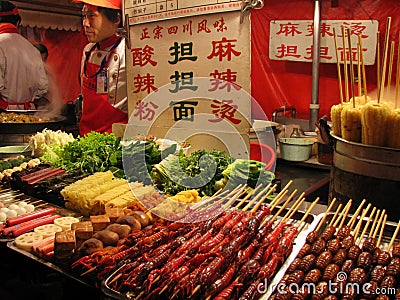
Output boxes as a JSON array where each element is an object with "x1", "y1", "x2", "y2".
[
  {"x1": 386, "y1": 108, "x2": 400, "y2": 148},
  {"x1": 331, "y1": 103, "x2": 346, "y2": 137},
  {"x1": 361, "y1": 102, "x2": 390, "y2": 146},
  {"x1": 341, "y1": 105, "x2": 362, "y2": 142}
]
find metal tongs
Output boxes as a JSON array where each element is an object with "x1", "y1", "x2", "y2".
[
  {"x1": 115, "y1": 14, "x2": 131, "y2": 49},
  {"x1": 240, "y1": 0, "x2": 264, "y2": 24}
]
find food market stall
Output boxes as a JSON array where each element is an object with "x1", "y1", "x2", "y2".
[{"x1": 0, "y1": 0, "x2": 400, "y2": 300}]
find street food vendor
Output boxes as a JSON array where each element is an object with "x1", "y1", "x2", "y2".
[
  {"x1": 74, "y1": 0, "x2": 128, "y2": 136},
  {"x1": 0, "y1": 1, "x2": 49, "y2": 110}
]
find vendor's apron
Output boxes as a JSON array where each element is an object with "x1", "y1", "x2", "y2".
[
  {"x1": 79, "y1": 39, "x2": 127, "y2": 136},
  {"x1": 0, "y1": 97, "x2": 35, "y2": 110}
]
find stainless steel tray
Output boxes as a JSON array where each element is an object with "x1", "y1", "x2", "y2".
[
  {"x1": 0, "y1": 195, "x2": 81, "y2": 243},
  {"x1": 265, "y1": 212, "x2": 400, "y2": 299},
  {"x1": 7, "y1": 241, "x2": 93, "y2": 288},
  {"x1": 101, "y1": 205, "x2": 321, "y2": 300}
]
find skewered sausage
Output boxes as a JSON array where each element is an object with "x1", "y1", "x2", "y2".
[
  {"x1": 287, "y1": 257, "x2": 302, "y2": 273},
  {"x1": 385, "y1": 257, "x2": 400, "y2": 277},
  {"x1": 311, "y1": 281, "x2": 328, "y2": 300},
  {"x1": 322, "y1": 263, "x2": 340, "y2": 281},
  {"x1": 306, "y1": 230, "x2": 319, "y2": 244},
  {"x1": 327, "y1": 238, "x2": 341, "y2": 253},
  {"x1": 321, "y1": 226, "x2": 336, "y2": 241},
  {"x1": 297, "y1": 243, "x2": 311, "y2": 258},
  {"x1": 370, "y1": 265, "x2": 386, "y2": 283},
  {"x1": 357, "y1": 251, "x2": 372, "y2": 269},
  {"x1": 377, "y1": 251, "x2": 391, "y2": 266},
  {"x1": 287, "y1": 270, "x2": 305, "y2": 286},
  {"x1": 311, "y1": 238, "x2": 326, "y2": 256},
  {"x1": 304, "y1": 268, "x2": 321, "y2": 284},
  {"x1": 362, "y1": 236, "x2": 377, "y2": 253},
  {"x1": 349, "y1": 267, "x2": 368, "y2": 285},
  {"x1": 380, "y1": 275, "x2": 396, "y2": 289},
  {"x1": 342, "y1": 259, "x2": 356, "y2": 274},
  {"x1": 300, "y1": 254, "x2": 316, "y2": 272},
  {"x1": 392, "y1": 242, "x2": 400, "y2": 258},
  {"x1": 315, "y1": 251, "x2": 333, "y2": 270},
  {"x1": 333, "y1": 248, "x2": 347, "y2": 265},
  {"x1": 363, "y1": 280, "x2": 379, "y2": 299},
  {"x1": 337, "y1": 226, "x2": 351, "y2": 240},
  {"x1": 347, "y1": 245, "x2": 362, "y2": 260},
  {"x1": 341, "y1": 235, "x2": 355, "y2": 249}
]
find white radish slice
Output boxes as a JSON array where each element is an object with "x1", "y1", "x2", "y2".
[
  {"x1": 15, "y1": 232, "x2": 44, "y2": 252},
  {"x1": 54, "y1": 216, "x2": 80, "y2": 231},
  {"x1": 34, "y1": 224, "x2": 63, "y2": 238}
]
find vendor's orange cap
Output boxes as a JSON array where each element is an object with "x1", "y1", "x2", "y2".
[{"x1": 73, "y1": 0, "x2": 122, "y2": 10}]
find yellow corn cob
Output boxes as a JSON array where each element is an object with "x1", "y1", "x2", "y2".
[
  {"x1": 341, "y1": 105, "x2": 362, "y2": 142},
  {"x1": 386, "y1": 108, "x2": 400, "y2": 148},
  {"x1": 330, "y1": 103, "x2": 345, "y2": 137},
  {"x1": 361, "y1": 102, "x2": 390, "y2": 146}
]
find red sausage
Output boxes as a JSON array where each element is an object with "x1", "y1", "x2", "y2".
[
  {"x1": 6, "y1": 207, "x2": 56, "y2": 226},
  {"x1": 2, "y1": 214, "x2": 61, "y2": 237}
]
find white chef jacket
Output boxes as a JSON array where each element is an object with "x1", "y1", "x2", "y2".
[
  {"x1": 0, "y1": 31, "x2": 48, "y2": 110},
  {"x1": 80, "y1": 37, "x2": 128, "y2": 114}
]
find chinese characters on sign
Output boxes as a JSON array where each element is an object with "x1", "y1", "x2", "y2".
[
  {"x1": 125, "y1": 0, "x2": 242, "y2": 25},
  {"x1": 127, "y1": 11, "x2": 251, "y2": 130},
  {"x1": 269, "y1": 20, "x2": 378, "y2": 65}
]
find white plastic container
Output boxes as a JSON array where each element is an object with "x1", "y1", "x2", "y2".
[{"x1": 279, "y1": 138, "x2": 314, "y2": 161}]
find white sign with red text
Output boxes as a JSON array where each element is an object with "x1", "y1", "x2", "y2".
[
  {"x1": 269, "y1": 20, "x2": 378, "y2": 65},
  {"x1": 125, "y1": 0, "x2": 242, "y2": 25}
]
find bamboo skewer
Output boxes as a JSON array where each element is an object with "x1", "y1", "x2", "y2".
[
  {"x1": 387, "y1": 40, "x2": 395, "y2": 96},
  {"x1": 348, "y1": 199, "x2": 366, "y2": 228},
  {"x1": 328, "y1": 203, "x2": 343, "y2": 227},
  {"x1": 356, "y1": 206, "x2": 376, "y2": 245},
  {"x1": 285, "y1": 195, "x2": 307, "y2": 222},
  {"x1": 268, "y1": 189, "x2": 298, "y2": 224},
  {"x1": 346, "y1": 27, "x2": 356, "y2": 107},
  {"x1": 377, "y1": 31, "x2": 381, "y2": 95},
  {"x1": 353, "y1": 203, "x2": 372, "y2": 239},
  {"x1": 333, "y1": 28, "x2": 344, "y2": 103},
  {"x1": 378, "y1": 17, "x2": 392, "y2": 102},
  {"x1": 388, "y1": 220, "x2": 400, "y2": 250},
  {"x1": 333, "y1": 200, "x2": 351, "y2": 228},
  {"x1": 373, "y1": 209, "x2": 386, "y2": 238},
  {"x1": 377, "y1": 214, "x2": 387, "y2": 247},
  {"x1": 357, "y1": 42, "x2": 362, "y2": 97},
  {"x1": 243, "y1": 184, "x2": 274, "y2": 211},
  {"x1": 358, "y1": 35, "x2": 368, "y2": 102},
  {"x1": 251, "y1": 184, "x2": 277, "y2": 212},
  {"x1": 315, "y1": 198, "x2": 337, "y2": 232},
  {"x1": 298, "y1": 197, "x2": 320, "y2": 228},
  {"x1": 368, "y1": 209, "x2": 381, "y2": 237},
  {"x1": 234, "y1": 183, "x2": 263, "y2": 209},
  {"x1": 396, "y1": 33, "x2": 400, "y2": 107},
  {"x1": 342, "y1": 25, "x2": 350, "y2": 101},
  {"x1": 269, "y1": 180, "x2": 293, "y2": 210},
  {"x1": 269, "y1": 189, "x2": 289, "y2": 212},
  {"x1": 337, "y1": 200, "x2": 352, "y2": 229}
]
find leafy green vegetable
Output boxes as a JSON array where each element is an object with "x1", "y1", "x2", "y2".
[
  {"x1": 123, "y1": 140, "x2": 176, "y2": 184},
  {"x1": 215, "y1": 159, "x2": 275, "y2": 191},
  {"x1": 152, "y1": 149, "x2": 232, "y2": 196},
  {"x1": 44, "y1": 132, "x2": 123, "y2": 173}
]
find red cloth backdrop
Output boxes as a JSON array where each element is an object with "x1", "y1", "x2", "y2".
[
  {"x1": 251, "y1": 0, "x2": 400, "y2": 120},
  {"x1": 41, "y1": 29, "x2": 87, "y2": 104}
]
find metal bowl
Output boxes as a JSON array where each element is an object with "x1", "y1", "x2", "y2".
[{"x1": 0, "y1": 145, "x2": 32, "y2": 158}]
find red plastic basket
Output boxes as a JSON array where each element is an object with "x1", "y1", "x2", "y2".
[{"x1": 249, "y1": 142, "x2": 276, "y2": 171}]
